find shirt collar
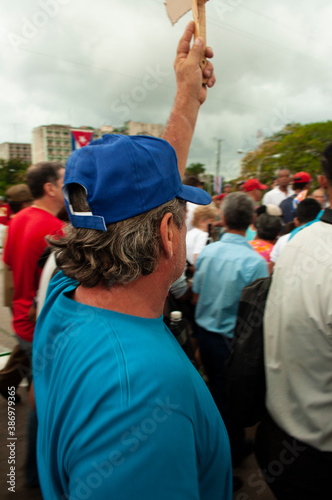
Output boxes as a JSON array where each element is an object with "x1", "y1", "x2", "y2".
[
  {"x1": 320, "y1": 207, "x2": 332, "y2": 225},
  {"x1": 221, "y1": 232, "x2": 251, "y2": 247},
  {"x1": 277, "y1": 186, "x2": 292, "y2": 194}
]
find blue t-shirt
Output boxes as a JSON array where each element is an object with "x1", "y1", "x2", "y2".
[
  {"x1": 33, "y1": 272, "x2": 232, "y2": 500},
  {"x1": 193, "y1": 233, "x2": 268, "y2": 337}
]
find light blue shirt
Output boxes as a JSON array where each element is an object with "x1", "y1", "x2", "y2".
[
  {"x1": 193, "y1": 233, "x2": 268, "y2": 337},
  {"x1": 245, "y1": 226, "x2": 257, "y2": 241}
]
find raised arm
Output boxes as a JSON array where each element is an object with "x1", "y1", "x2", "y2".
[{"x1": 162, "y1": 21, "x2": 215, "y2": 178}]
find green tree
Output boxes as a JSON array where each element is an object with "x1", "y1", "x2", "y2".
[
  {"x1": 0, "y1": 158, "x2": 29, "y2": 195},
  {"x1": 185, "y1": 162, "x2": 206, "y2": 176},
  {"x1": 239, "y1": 121, "x2": 332, "y2": 186}
]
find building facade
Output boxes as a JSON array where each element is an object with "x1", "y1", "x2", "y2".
[
  {"x1": 32, "y1": 121, "x2": 164, "y2": 165},
  {"x1": 0, "y1": 142, "x2": 32, "y2": 164},
  {"x1": 32, "y1": 124, "x2": 83, "y2": 164}
]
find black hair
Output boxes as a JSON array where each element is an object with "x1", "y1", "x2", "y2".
[
  {"x1": 292, "y1": 181, "x2": 309, "y2": 190},
  {"x1": 26, "y1": 162, "x2": 64, "y2": 200},
  {"x1": 321, "y1": 143, "x2": 332, "y2": 184},
  {"x1": 255, "y1": 205, "x2": 266, "y2": 216},
  {"x1": 295, "y1": 198, "x2": 321, "y2": 224},
  {"x1": 284, "y1": 221, "x2": 296, "y2": 235}
]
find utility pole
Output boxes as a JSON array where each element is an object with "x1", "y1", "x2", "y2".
[{"x1": 215, "y1": 139, "x2": 222, "y2": 177}]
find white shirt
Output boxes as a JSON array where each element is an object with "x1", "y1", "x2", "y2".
[
  {"x1": 264, "y1": 217, "x2": 332, "y2": 451},
  {"x1": 270, "y1": 233, "x2": 291, "y2": 263},
  {"x1": 262, "y1": 186, "x2": 294, "y2": 206},
  {"x1": 185, "y1": 202, "x2": 199, "y2": 232},
  {"x1": 186, "y1": 227, "x2": 208, "y2": 265},
  {"x1": 36, "y1": 251, "x2": 57, "y2": 317}
]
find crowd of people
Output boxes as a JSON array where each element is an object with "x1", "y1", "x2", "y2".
[
  {"x1": 0, "y1": 20, "x2": 331, "y2": 500},
  {"x1": 180, "y1": 158, "x2": 331, "y2": 497}
]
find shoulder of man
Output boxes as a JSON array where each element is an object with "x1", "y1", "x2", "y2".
[
  {"x1": 245, "y1": 247, "x2": 269, "y2": 277},
  {"x1": 280, "y1": 193, "x2": 296, "y2": 206},
  {"x1": 262, "y1": 189, "x2": 273, "y2": 202},
  {"x1": 195, "y1": 240, "x2": 222, "y2": 265},
  {"x1": 37, "y1": 271, "x2": 78, "y2": 323}
]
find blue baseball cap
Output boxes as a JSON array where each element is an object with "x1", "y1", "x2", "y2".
[{"x1": 63, "y1": 134, "x2": 211, "y2": 231}]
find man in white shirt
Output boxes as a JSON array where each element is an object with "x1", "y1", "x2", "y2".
[
  {"x1": 262, "y1": 169, "x2": 294, "y2": 206},
  {"x1": 255, "y1": 144, "x2": 332, "y2": 499}
]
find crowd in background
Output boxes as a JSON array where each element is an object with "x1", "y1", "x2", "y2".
[
  {"x1": 184, "y1": 167, "x2": 326, "y2": 275},
  {"x1": 0, "y1": 158, "x2": 330, "y2": 498},
  {"x1": 171, "y1": 161, "x2": 332, "y2": 497}
]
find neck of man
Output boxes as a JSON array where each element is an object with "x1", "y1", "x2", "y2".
[
  {"x1": 74, "y1": 268, "x2": 172, "y2": 319},
  {"x1": 278, "y1": 185, "x2": 288, "y2": 194},
  {"x1": 226, "y1": 228, "x2": 246, "y2": 237},
  {"x1": 32, "y1": 198, "x2": 59, "y2": 217}
]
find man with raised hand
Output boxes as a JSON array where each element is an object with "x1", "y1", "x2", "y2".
[
  {"x1": 33, "y1": 22, "x2": 232, "y2": 500},
  {"x1": 162, "y1": 21, "x2": 215, "y2": 175}
]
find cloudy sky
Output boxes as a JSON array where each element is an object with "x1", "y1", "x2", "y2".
[{"x1": 1, "y1": 0, "x2": 332, "y2": 179}]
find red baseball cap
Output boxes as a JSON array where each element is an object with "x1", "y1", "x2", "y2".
[
  {"x1": 243, "y1": 179, "x2": 268, "y2": 192},
  {"x1": 292, "y1": 171, "x2": 312, "y2": 184}
]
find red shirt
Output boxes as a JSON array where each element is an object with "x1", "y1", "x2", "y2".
[
  {"x1": 0, "y1": 203, "x2": 12, "y2": 226},
  {"x1": 3, "y1": 206, "x2": 64, "y2": 342}
]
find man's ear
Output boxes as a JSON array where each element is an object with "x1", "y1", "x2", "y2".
[
  {"x1": 294, "y1": 217, "x2": 300, "y2": 227},
  {"x1": 160, "y1": 213, "x2": 174, "y2": 259},
  {"x1": 43, "y1": 182, "x2": 55, "y2": 197},
  {"x1": 318, "y1": 175, "x2": 328, "y2": 189}
]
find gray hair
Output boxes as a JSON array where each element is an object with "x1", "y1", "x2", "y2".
[
  {"x1": 255, "y1": 213, "x2": 282, "y2": 241},
  {"x1": 50, "y1": 184, "x2": 186, "y2": 288},
  {"x1": 222, "y1": 192, "x2": 254, "y2": 230}
]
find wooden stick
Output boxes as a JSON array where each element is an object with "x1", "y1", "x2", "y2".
[{"x1": 192, "y1": 0, "x2": 207, "y2": 82}]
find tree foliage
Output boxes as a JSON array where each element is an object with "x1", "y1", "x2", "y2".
[
  {"x1": 0, "y1": 158, "x2": 29, "y2": 195},
  {"x1": 239, "y1": 121, "x2": 332, "y2": 186},
  {"x1": 185, "y1": 162, "x2": 206, "y2": 176}
]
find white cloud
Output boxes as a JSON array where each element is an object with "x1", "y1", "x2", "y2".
[{"x1": 1, "y1": 0, "x2": 332, "y2": 179}]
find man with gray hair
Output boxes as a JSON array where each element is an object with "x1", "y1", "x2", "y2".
[
  {"x1": 32, "y1": 22, "x2": 232, "y2": 500},
  {"x1": 193, "y1": 192, "x2": 268, "y2": 464}
]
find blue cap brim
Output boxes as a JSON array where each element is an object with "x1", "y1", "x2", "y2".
[{"x1": 177, "y1": 184, "x2": 212, "y2": 205}]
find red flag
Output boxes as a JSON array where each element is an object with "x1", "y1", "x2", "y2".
[{"x1": 71, "y1": 130, "x2": 94, "y2": 150}]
